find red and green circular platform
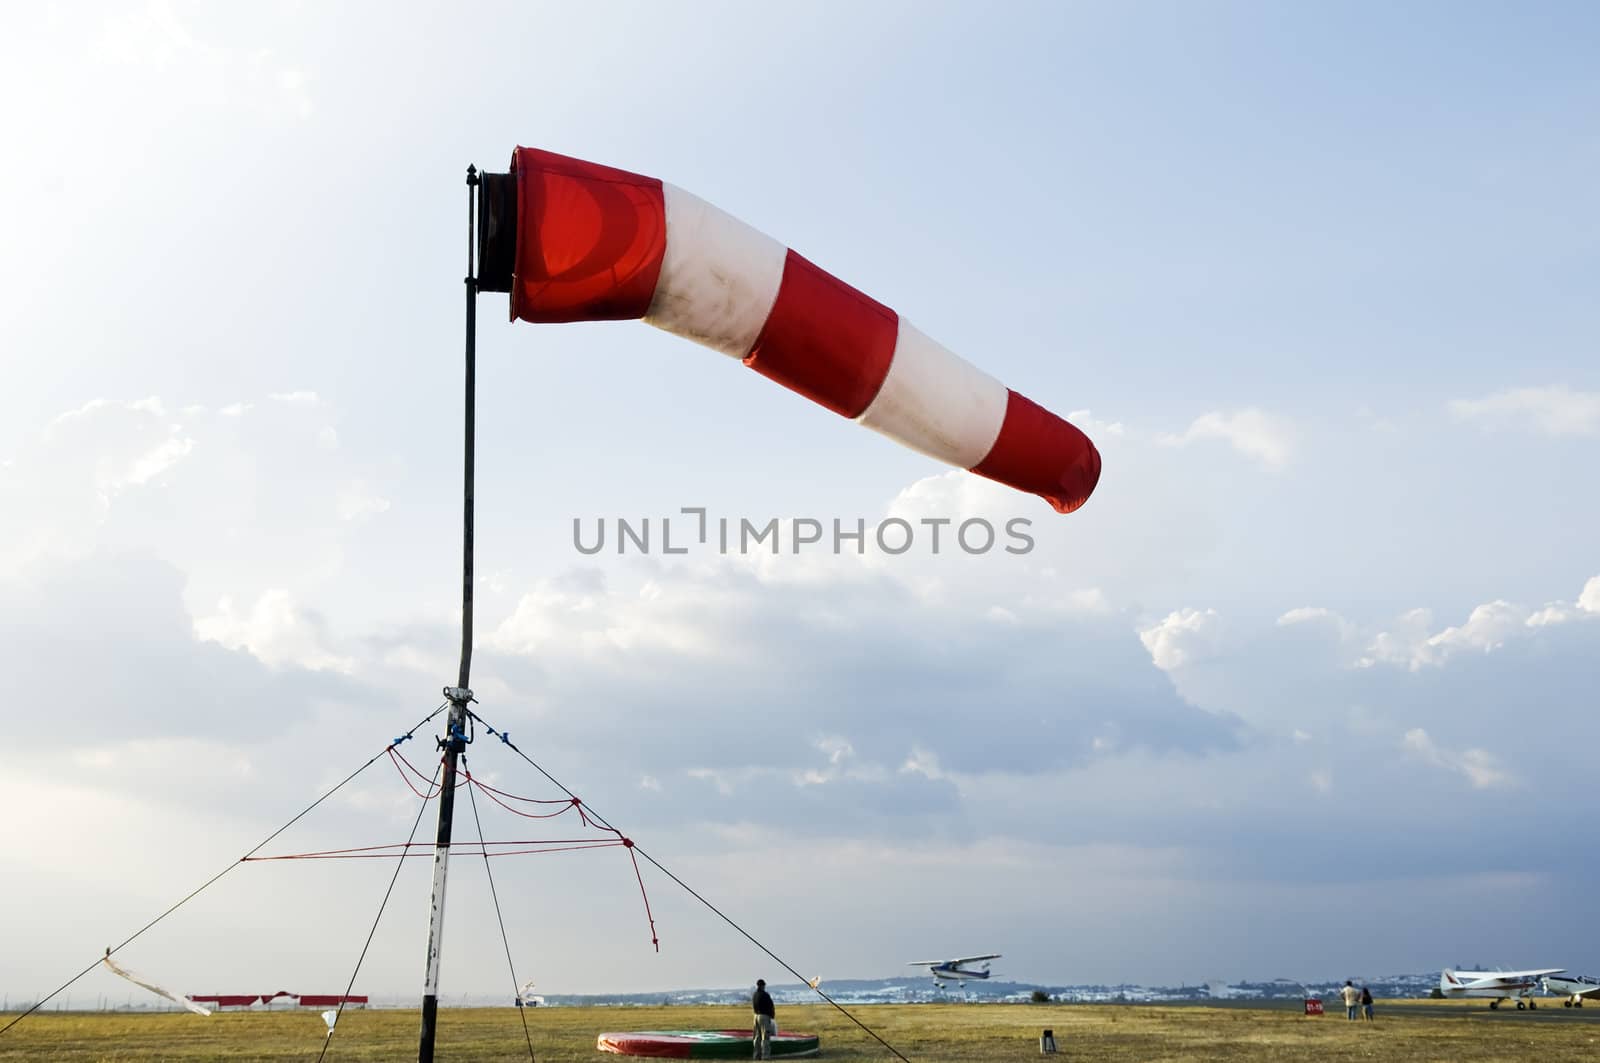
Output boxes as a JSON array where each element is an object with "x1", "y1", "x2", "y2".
[{"x1": 596, "y1": 1029, "x2": 820, "y2": 1058}]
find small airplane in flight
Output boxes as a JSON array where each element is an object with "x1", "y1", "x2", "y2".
[
  {"x1": 1439, "y1": 967, "x2": 1564, "y2": 1009},
  {"x1": 1542, "y1": 973, "x2": 1600, "y2": 1008},
  {"x1": 908, "y1": 954, "x2": 1001, "y2": 989}
]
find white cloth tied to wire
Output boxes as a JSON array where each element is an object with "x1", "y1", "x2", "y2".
[{"x1": 101, "y1": 953, "x2": 211, "y2": 1016}]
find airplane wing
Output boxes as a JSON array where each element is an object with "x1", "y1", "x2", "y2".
[
  {"x1": 1456, "y1": 968, "x2": 1563, "y2": 988},
  {"x1": 950, "y1": 954, "x2": 1002, "y2": 965},
  {"x1": 907, "y1": 961, "x2": 943, "y2": 967}
]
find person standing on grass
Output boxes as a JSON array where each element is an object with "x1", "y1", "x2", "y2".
[
  {"x1": 1361, "y1": 985, "x2": 1374, "y2": 1021},
  {"x1": 751, "y1": 978, "x2": 776, "y2": 1059},
  {"x1": 1342, "y1": 980, "x2": 1360, "y2": 1020}
]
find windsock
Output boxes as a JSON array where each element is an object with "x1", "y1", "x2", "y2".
[{"x1": 476, "y1": 147, "x2": 1100, "y2": 514}]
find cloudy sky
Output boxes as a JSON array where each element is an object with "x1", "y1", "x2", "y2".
[{"x1": 3, "y1": 1, "x2": 1598, "y2": 1003}]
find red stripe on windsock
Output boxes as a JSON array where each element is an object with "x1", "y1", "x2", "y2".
[
  {"x1": 509, "y1": 147, "x2": 667, "y2": 323},
  {"x1": 971, "y1": 391, "x2": 1102, "y2": 514},
  {"x1": 742, "y1": 250, "x2": 899, "y2": 418}
]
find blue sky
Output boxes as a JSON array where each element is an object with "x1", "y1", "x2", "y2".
[{"x1": 1, "y1": 1, "x2": 1597, "y2": 1000}]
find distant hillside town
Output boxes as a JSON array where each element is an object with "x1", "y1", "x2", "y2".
[
  {"x1": 13, "y1": 973, "x2": 1457, "y2": 1013},
  {"x1": 534, "y1": 973, "x2": 1444, "y2": 1009}
]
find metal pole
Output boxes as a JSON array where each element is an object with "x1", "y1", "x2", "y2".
[{"x1": 418, "y1": 165, "x2": 480, "y2": 1063}]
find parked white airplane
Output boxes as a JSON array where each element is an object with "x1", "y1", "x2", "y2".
[
  {"x1": 908, "y1": 954, "x2": 1001, "y2": 989},
  {"x1": 1542, "y1": 973, "x2": 1600, "y2": 1008},
  {"x1": 1440, "y1": 968, "x2": 1564, "y2": 1009}
]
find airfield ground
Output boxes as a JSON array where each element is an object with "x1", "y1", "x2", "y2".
[{"x1": 4, "y1": 1000, "x2": 1600, "y2": 1061}]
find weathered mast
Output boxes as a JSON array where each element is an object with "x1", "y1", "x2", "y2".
[{"x1": 417, "y1": 165, "x2": 481, "y2": 1063}]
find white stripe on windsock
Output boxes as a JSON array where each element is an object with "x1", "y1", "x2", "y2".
[
  {"x1": 644, "y1": 185, "x2": 1011, "y2": 470},
  {"x1": 857, "y1": 320, "x2": 1009, "y2": 470},
  {"x1": 644, "y1": 183, "x2": 787, "y2": 358}
]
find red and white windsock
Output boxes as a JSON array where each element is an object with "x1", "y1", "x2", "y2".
[{"x1": 483, "y1": 146, "x2": 1101, "y2": 514}]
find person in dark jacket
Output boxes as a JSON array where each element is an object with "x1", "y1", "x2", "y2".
[
  {"x1": 1360, "y1": 985, "x2": 1374, "y2": 1021},
  {"x1": 751, "y1": 979, "x2": 776, "y2": 1058}
]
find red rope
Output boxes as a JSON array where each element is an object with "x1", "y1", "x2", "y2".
[
  {"x1": 387, "y1": 748, "x2": 442, "y2": 799},
  {"x1": 389, "y1": 747, "x2": 470, "y2": 793},
  {"x1": 621, "y1": 838, "x2": 660, "y2": 952},
  {"x1": 468, "y1": 773, "x2": 582, "y2": 820},
  {"x1": 338, "y1": 742, "x2": 662, "y2": 951},
  {"x1": 475, "y1": 842, "x2": 623, "y2": 858},
  {"x1": 468, "y1": 774, "x2": 578, "y2": 807},
  {"x1": 244, "y1": 840, "x2": 626, "y2": 861}
]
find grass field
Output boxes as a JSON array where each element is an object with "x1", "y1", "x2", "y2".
[{"x1": 5, "y1": 1000, "x2": 1600, "y2": 1061}]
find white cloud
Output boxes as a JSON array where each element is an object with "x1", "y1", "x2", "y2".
[
  {"x1": 51, "y1": 396, "x2": 167, "y2": 425},
  {"x1": 490, "y1": 568, "x2": 721, "y2": 659},
  {"x1": 1358, "y1": 608, "x2": 1434, "y2": 669},
  {"x1": 1449, "y1": 385, "x2": 1600, "y2": 437},
  {"x1": 92, "y1": 1, "x2": 198, "y2": 68},
  {"x1": 1065, "y1": 409, "x2": 1127, "y2": 438},
  {"x1": 119, "y1": 434, "x2": 195, "y2": 491},
  {"x1": 1421, "y1": 600, "x2": 1527, "y2": 662},
  {"x1": 1066, "y1": 587, "x2": 1111, "y2": 613},
  {"x1": 1402, "y1": 728, "x2": 1514, "y2": 790},
  {"x1": 1275, "y1": 606, "x2": 1357, "y2": 643},
  {"x1": 1138, "y1": 608, "x2": 1223, "y2": 671},
  {"x1": 260, "y1": 54, "x2": 313, "y2": 120},
  {"x1": 337, "y1": 484, "x2": 390, "y2": 522},
  {"x1": 194, "y1": 589, "x2": 354, "y2": 672},
  {"x1": 1, "y1": 398, "x2": 202, "y2": 552},
  {"x1": 899, "y1": 746, "x2": 945, "y2": 780},
  {"x1": 1, "y1": 391, "x2": 396, "y2": 645},
  {"x1": 91, "y1": 3, "x2": 314, "y2": 121},
  {"x1": 885, "y1": 467, "x2": 1028, "y2": 526},
  {"x1": 1278, "y1": 606, "x2": 1334, "y2": 626},
  {"x1": 1528, "y1": 577, "x2": 1600, "y2": 626},
  {"x1": 1581, "y1": 576, "x2": 1600, "y2": 614},
  {"x1": 1526, "y1": 604, "x2": 1576, "y2": 627},
  {"x1": 817, "y1": 735, "x2": 854, "y2": 767},
  {"x1": 1157, "y1": 408, "x2": 1295, "y2": 470},
  {"x1": 686, "y1": 767, "x2": 737, "y2": 797},
  {"x1": 43, "y1": 397, "x2": 195, "y2": 502},
  {"x1": 269, "y1": 390, "x2": 320, "y2": 405},
  {"x1": 1363, "y1": 575, "x2": 1600, "y2": 669}
]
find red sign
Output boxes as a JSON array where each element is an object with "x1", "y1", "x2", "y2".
[{"x1": 1304, "y1": 998, "x2": 1324, "y2": 1016}]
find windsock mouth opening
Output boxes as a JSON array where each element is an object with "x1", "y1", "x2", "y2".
[{"x1": 1050, "y1": 440, "x2": 1102, "y2": 514}]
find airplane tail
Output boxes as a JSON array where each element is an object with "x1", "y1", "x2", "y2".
[{"x1": 1440, "y1": 969, "x2": 1458, "y2": 993}]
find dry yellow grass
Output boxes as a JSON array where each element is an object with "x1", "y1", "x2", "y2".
[{"x1": 4, "y1": 1000, "x2": 1600, "y2": 1061}]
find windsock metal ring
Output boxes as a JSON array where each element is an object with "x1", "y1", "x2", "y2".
[{"x1": 475, "y1": 147, "x2": 1100, "y2": 514}]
